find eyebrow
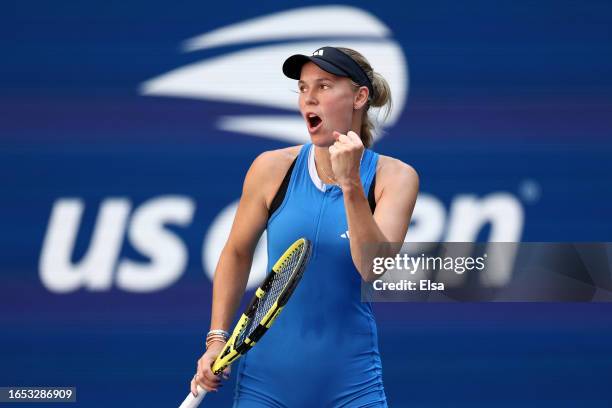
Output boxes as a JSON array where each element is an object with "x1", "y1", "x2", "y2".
[{"x1": 297, "y1": 77, "x2": 335, "y2": 85}]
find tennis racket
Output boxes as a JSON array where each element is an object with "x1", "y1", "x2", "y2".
[{"x1": 178, "y1": 237, "x2": 312, "y2": 408}]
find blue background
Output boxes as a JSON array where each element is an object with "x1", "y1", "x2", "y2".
[{"x1": 2, "y1": 1, "x2": 612, "y2": 407}]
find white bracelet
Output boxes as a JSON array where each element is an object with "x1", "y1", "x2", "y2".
[{"x1": 206, "y1": 329, "x2": 229, "y2": 340}]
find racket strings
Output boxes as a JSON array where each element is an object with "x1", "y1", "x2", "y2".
[{"x1": 238, "y1": 246, "x2": 304, "y2": 345}]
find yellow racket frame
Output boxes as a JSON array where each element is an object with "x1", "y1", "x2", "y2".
[{"x1": 210, "y1": 237, "x2": 310, "y2": 374}]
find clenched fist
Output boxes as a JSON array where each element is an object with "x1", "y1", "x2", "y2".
[{"x1": 329, "y1": 130, "x2": 364, "y2": 189}]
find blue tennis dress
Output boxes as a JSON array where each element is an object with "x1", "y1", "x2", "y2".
[{"x1": 233, "y1": 144, "x2": 387, "y2": 408}]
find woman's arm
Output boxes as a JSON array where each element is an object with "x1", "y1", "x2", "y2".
[
  {"x1": 209, "y1": 148, "x2": 298, "y2": 330},
  {"x1": 209, "y1": 177, "x2": 267, "y2": 332},
  {"x1": 331, "y1": 132, "x2": 419, "y2": 282},
  {"x1": 193, "y1": 148, "x2": 298, "y2": 394}
]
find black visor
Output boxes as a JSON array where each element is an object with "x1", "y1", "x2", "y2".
[{"x1": 282, "y1": 46, "x2": 374, "y2": 99}]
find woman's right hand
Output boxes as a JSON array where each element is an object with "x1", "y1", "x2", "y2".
[{"x1": 190, "y1": 341, "x2": 231, "y2": 396}]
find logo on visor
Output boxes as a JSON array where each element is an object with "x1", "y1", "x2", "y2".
[
  {"x1": 313, "y1": 49, "x2": 324, "y2": 56},
  {"x1": 140, "y1": 5, "x2": 409, "y2": 144}
]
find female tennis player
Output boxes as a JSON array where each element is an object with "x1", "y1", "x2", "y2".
[{"x1": 191, "y1": 46, "x2": 419, "y2": 407}]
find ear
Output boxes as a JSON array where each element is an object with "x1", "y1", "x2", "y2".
[{"x1": 353, "y1": 86, "x2": 369, "y2": 110}]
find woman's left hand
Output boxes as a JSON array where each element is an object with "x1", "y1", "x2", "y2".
[{"x1": 329, "y1": 131, "x2": 364, "y2": 189}]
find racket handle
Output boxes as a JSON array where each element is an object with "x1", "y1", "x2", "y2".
[{"x1": 179, "y1": 385, "x2": 207, "y2": 408}]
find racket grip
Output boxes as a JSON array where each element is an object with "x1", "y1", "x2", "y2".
[{"x1": 179, "y1": 385, "x2": 207, "y2": 408}]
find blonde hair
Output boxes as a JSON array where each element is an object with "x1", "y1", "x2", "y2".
[{"x1": 336, "y1": 47, "x2": 393, "y2": 148}]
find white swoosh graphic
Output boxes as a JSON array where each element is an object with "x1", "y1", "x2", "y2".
[
  {"x1": 140, "y1": 6, "x2": 409, "y2": 143},
  {"x1": 182, "y1": 5, "x2": 390, "y2": 52},
  {"x1": 217, "y1": 115, "x2": 307, "y2": 143},
  {"x1": 141, "y1": 40, "x2": 407, "y2": 125}
]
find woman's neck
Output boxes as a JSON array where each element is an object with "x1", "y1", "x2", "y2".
[{"x1": 313, "y1": 144, "x2": 336, "y2": 185}]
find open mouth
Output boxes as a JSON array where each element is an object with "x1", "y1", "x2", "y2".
[{"x1": 306, "y1": 113, "x2": 323, "y2": 133}]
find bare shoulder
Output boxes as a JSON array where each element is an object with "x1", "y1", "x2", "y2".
[
  {"x1": 245, "y1": 145, "x2": 302, "y2": 208},
  {"x1": 376, "y1": 154, "x2": 419, "y2": 192},
  {"x1": 251, "y1": 145, "x2": 301, "y2": 176}
]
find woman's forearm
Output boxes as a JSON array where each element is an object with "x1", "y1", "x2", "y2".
[
  {"x1": 209, "y1": 243, "x2": 253, "y2": 331},
  {"x1": 342, "y1": 181, "x2": 389, "y2": 282}
]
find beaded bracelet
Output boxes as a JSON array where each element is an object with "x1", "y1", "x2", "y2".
[
  {"x1": 207, "y1": 329, "x2": 229, "y2": 339},
  {"x1": 206, "y1": 336, "x2": 227, "y2": 349},
  {"x1": 205, "y1": 329, "x2": 229, "y2": 349}
]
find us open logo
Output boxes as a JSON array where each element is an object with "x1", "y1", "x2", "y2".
[
  {"x1": 140, "y1": 5, "x2": 409, "y2": 144},
  {"x1": 37, "y1": 6, "x2": 526, "y2": 294}
]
